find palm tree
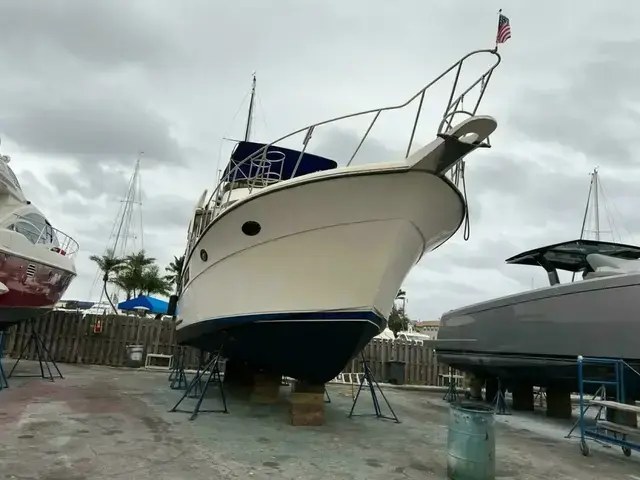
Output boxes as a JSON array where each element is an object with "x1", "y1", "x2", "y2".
[
  {"x1": 125, "y1": 251, "x2": 156, "y2": 277},
  {"x1": 388, "y1": 289, "x2": 410, "y2": 337},
  {"x1": 89, "y1": 249, "x2": 125, "y2": 313},
  {"x1": 165, "y1": 255, "x2": 185, "y2": 294},
  {"x1": 113, "y1": 250, "x2": 157, "y2": 300},
  {"x1": 139, "y1": 265, "x2": 172, "y2": 297},
  {"x1": 111, "y1": 268, "x2": 138, "y2": 301},
  {"x1": 388, "y1": 304, "x2": 410, "y2": 337}
]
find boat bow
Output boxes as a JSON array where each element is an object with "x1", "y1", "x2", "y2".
[{"x1": 407, "y1": 115, "x2": 497, "y2": 175}]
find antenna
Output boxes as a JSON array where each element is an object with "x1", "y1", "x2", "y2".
[{"x1": 244, "y1": 71, "x2": 257, "y2": 142}]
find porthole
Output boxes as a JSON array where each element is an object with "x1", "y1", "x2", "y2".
[
  {"x1": 200, "y1": 249, "x2": 208, "y2": 262},
  {"x1": 242, "y1": 221, "x2": 261, "y2": 236}
]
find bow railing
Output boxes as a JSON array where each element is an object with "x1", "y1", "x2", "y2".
[
  {"x1": 9, "y1": 213, "x2": 79, "y2": 258},
  {"x1": 206, "y1": 47, "x2": 501, "y2": 224}
]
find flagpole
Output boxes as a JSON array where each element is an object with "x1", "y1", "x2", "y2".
[{"x1": 494, "y1": 9, "x2": 502, "y2": 52}]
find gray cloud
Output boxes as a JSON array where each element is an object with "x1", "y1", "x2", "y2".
[
  {"x1": 510, "y1": 38, "x2": 640, "y2": 167},
  {"x1": 0, "y1": 98, "x2": 183, "y2": 165},
  {"x1": 467, "y1": 151, "x2": 640, "y2": 235},
  {"x1": 0, "y1": 2, "x2": 186, "y2": 168},
  {"x1": 0, "y1": 2, "x2": 178, "y2": 70},
  {"x1": 143, "y1": 195, "x2": 193, "y2": 230},
  {"x1": 47, "y1": 164, "x2": 138, "y2": 202}
]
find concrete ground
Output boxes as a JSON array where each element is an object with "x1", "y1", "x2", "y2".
[{"x1": 0, "y1": 361, "x2": 639, "y2": 480}]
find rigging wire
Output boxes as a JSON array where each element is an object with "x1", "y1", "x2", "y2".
[
  {"x1": 255, "y1": 91, "x2": 270, "y2": 137},
  {"x1": 598, "y1": 178, "x2": 635, "y2": 244},
  {"x1": 213, "y1": 89, "x2": 252, "y2": 191}
]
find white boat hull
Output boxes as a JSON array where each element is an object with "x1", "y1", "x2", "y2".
[
  {"x1": 177, "y1": 168, "x2": 464, "y2": 381},
  {"x1": 176, "y1": 114, "x2": 497, "y2": 382}
]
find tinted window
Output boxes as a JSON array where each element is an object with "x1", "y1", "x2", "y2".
[
  {"x1": 14, "y1": 220, "x2": 41, "y2": 244},
  {"x1": 14, "y1": 213, "x2": 47, "y2": 244}
]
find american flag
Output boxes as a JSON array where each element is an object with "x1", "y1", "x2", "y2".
[{"x1": 496, "y1": 13, "x2": 511, "y2": 44}]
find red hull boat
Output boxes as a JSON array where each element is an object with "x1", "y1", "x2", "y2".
[{"x1": 0, "y1": 150, "x2": 78, "y2": 330}]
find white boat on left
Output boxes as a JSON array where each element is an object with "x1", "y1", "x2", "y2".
[{"x1": 175, "y1": 46, "x2": 503, "y2": 383}]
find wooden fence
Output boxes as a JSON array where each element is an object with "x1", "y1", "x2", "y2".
[{"x1": 1, "y1": 311, "x2": 453, "y2": 386}]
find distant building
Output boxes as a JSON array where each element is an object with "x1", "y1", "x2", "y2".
[{"x1": 415, "y1": 320, "x2": 440, "y2": 334}]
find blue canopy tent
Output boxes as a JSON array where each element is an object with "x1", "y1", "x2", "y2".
[{"x1": 117, "y1": 295, "x2": 170, "y2": 315}]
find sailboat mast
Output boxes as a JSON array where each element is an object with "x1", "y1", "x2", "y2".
[
  {"x1": 113, "y1": 157, "x2": 141, "y2": 256},
  {"x1": 593, "y1": 168, "x2": 600, "y2": 241},
  {"x1": 243, "y1": 72, "x2": 257, "y2": 142},
  {"x1": 578, "y1": 169, "x2": 596, "y2": 240},
  {"x1": 572, "y1": 168, "x2": 597, "y2": 282}
]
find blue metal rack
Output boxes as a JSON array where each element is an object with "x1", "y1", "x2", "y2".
[{"x1": 577, "y1": 355, "x2": 640, "y2": 457}]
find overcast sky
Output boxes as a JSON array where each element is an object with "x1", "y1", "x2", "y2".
[{"x1": 1, "y1": 1, "x2": 639, "y2": 320}]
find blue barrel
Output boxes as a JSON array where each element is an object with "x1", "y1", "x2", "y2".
[{"x1": 447, "y1": 403, "x2": 495, "y2": 480}]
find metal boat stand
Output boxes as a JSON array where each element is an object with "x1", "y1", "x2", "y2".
[
  {"x1": 169, "y1": 349, "x2": 228, "y2": 421},
  {"x1": 169, "y1": 347, "x2": 189, "y2": 390},
  {"x1": 324, "y1": 387, "x2": 331, "y2": 404},
  {"x1": 168, "y1": 347, "x2": 181, "y2": 382},
  {"x1": 8, "y1": 319, "x2": 63, "y2": 382},
  {"x1": 534, "y1": 386, "x2": 547, "y2": 408},
  {"x1": 0, "y1": 332, "x2": 8, "y2": 390},
  {"x1": 491, "y1": 378, "x2": 510, "y2": 415},
  {"x1": 348, "y1": 353, "x2": 400, "y2": 423},
  {"x1": 565, "y1": 385, "x2": 607, "y2": 440},
  {"x1": 185, "y1": 350, "x2": 209, "y2": 399},
  {"x1": 443, "y1": 369, "x2": 459, "y2": 402}
]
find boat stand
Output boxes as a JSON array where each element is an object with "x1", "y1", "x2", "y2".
[
  {"x1": 169, "y1": 350, "x2": 228, "y2": 421},
  {"x1": 491, "y1": 378, "x2": 510, "y2": 415},
  {"x1": 184, "y1": 350, "x2": 209, "y2": 399},
  {"x1": 565, "y1": 385, "x2": 606, "y2": 440},
  {"x1": 169, "y1": 348, "x2": 189, "y2": 391},
  {"x1": 0, "y1": 332, "x2": 8, "y2": 390},
  {"x1": 168, "y1": 347, "x2": 182, "y2": 382},
  {"x1": 324, "y1": 387, "x2": 331, "y2": 404},
  {"x1": 534, "y1": 387, "x2": 547, "y2": 408},
  {"x1": 443, "y1": 371, "x2": 459, "y2": 403},
  {"x1": 8, "y1": 320, "x2": 63, "y2": 382},
  {"x1": 348, "y1": 353, "x2": 400, "y2": 423}
]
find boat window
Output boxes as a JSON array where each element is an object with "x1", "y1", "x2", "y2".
[
  {"x1": 182, "y1": 266, "x2": 190, "y2": 288},
  {"x1": 14, "y1": 212, "x2": 47, "y2": 244},
  {"x1": 14, "y1": 219, "x2": 41, "y2": 244}
]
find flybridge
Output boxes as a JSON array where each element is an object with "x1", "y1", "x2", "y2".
[{"x1": 223, "y1": 141, "x2": 337, "y2": 185}]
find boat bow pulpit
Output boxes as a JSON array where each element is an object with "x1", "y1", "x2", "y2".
[{"x1": 505, "y1": 239, "x2": 640, "y2": 286}]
